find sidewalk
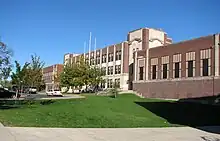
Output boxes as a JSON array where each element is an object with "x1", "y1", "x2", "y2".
[
  {"x1": 0, "y1": 123, "x2": 16, "y2": 141},
  {"x1": 1, "y1": 126, "x2": 220, "y2": 141}
]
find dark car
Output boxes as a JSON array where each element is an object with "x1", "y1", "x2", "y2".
[{"x1": 0, "y1": 88, "x2": 20, "y2": 98}]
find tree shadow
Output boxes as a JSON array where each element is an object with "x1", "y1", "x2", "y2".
[
  {"x1": 0, "y1": 105, "x2": 20, "y2": 110},
  {"x1": 135, "y1": 100, "x2": 220, "y2": 134}
]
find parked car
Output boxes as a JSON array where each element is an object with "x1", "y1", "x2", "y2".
[
  {"x1": 46, "y1": 89, "x2": 53, "y2": 96},
  {"x1": 46, "y1": 89, "x2": 63, "y2": 97},
  {"x1": 53, "y1": 89, "x2": 63, "y2": 96},
  {"x1": 29, "y1": 87, "x2": 37, "y2": 94},
  {"x1": 0, "y1": 88, "x2": 20, "y2": 98}
]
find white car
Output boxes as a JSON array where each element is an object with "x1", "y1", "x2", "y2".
[
  {"x1": 46, "y1": 89, "x2": 53, "y2": 96},
  {"x1": 29, "y1": 87, "x2": 37, "y2": 94},
  {"x1": 53, "y1": 89, "x2": 63, "y2": 96}
]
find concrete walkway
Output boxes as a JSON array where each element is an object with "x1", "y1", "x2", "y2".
[{"x1": 1, "y1": 126, "x2": 219, "y2": 141}]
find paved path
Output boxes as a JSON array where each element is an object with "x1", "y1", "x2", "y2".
[{"x1": 1, "y1": 127, "x2": 219, "y2": 141}]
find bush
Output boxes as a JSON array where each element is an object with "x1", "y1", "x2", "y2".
[{"x1": 108, "y1": 83, "x2": 119, "y2": 98}]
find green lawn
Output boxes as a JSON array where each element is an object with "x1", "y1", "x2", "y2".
[
  {"x1": 0, "y1": 94, "x2": 174, "y2": 127},
  {"x1": 0, "y1": 94, "x2": 219, "y2": 128}
]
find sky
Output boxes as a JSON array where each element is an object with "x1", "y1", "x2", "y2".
[{"x1": 0, "y1": 0, "x2": 220, "y2": 68}]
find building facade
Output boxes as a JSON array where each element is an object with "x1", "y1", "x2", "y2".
[
  {"x1": 64, "y1": 28, "x2": 171, "y2": 90},
  {"x1": 43, "y1": 64, "x2": 63, "y2": 91},
  {"x1": 133, "y1": 34, "x2": 220, "y2": 99}
]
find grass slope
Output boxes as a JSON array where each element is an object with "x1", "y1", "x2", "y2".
[{"x1": 0, "y1": 94, "x2": 173, "y2": 128}]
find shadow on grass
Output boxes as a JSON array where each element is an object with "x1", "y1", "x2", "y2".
[
  {"x1": 135, "y1": 100, "x2": 220, "y2": 134},
  {"x1": 0, "y1": 105, "x2": 20, "y2": 110}
]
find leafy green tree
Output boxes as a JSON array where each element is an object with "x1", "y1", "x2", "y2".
[
  {"x1": 60, "y1": 56, "x2": 104, "y2": 92},
  {"x1": 0, "y1": 41, "x2": 13, "y2": 87},
  {"x1": 11, "y1": 61, "x2": 30, "y2": 93},
  {"x1": 28, "y1": 54, "x2": 45, "y2": 89}
]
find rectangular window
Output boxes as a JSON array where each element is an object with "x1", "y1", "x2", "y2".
[
  {"x1": 202, "y1": 59, "x2": 209, "y2": 76},
  {"x1": 162, "y1": 64, "x2": 168, "y2": 79},
  {"x1": 102, "y1": 55, "x2": 106, "y2": 63},
  {"x1": 115, "y1": 78, "x2": 120, "y2": 88},
  {"x1": 152, "y1": 65, "x2": 157, "y2": 79},
  {"x1": 139, "y1": 67, "x2": 144, "y2": 80},
  {"x1": 174, "y1": 62, "x2": 180, "y2": 78},
  {"x1": 188, "y1": 61, "x2": 193, "y2": 77},
  {"x1": 96, "y1": 57, "x2": 100, "y2": 64},
  {"x1": 101, "y1": 80, "x2": 106, "y2": 88},
  {"x1": 111, "y1": 66, "x2": 113, "y2": 75},
  {"x1": 115, "y1": 65, "x2": 121, "y2": 74},
  {"x1": 115, "y1": 51, "x2": 121, "y2": 60},
  {"x1": 107, "y1": 79, "x2": 113, "y2": 88},
  {"x1": 108, "y1": 67, "x2": 111, "y2": 75},
  {"x1": 108, "y1": 53, "x2": 113, "y2": 62},
  {"x1": 102, "y1": 67, "x2": 106, "y2": 75}
]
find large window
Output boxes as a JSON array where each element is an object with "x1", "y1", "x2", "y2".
[
  {"x1": 162, "y1": 64, "x2": 168, "y2": 79},
  {"x1": 202, "y1": 59, "x2": 209, "y2": 76},
  {"x1": 96, "y1": 56, "x2": 100, "y2": 64},
  {"x1": 108, "y1": 66, "x2": 113, "y2": 75},
  {"x1": 90, "y1": 58, "x2": 95, "y2": 65},
  {"x1": 101, "y1": 67, "x2": 106, "y2": 75},
  {"x1": 108, "y1": 53, "x2": 114, "y2": 62},
  {"x1": 115, "y1": 51, "x2": 121, "y2": 60},
  {"x1": 101, "y1": 80, "x2": 106, "y2": 88},
  {"x1": 174, "y1": 62, "x2": 180, "y2": 78},
  {"x1": 150, "y1": 58, "x2": 158, "y2": 80},
  {"x1": 139, "y1": 67, "x2": 144, "y2": 80},
  {"x1": 102, "y1": 54, "x2": 107, "y2": 63},
  {"x1": 152, "y1": 65, "x2": 157, "y2": 79},
  {"x1": 107, "y1": 79, "x2": 113, "y2": 88},
  {"x1": 187, "y1": 61, "x2": 193, "y2": 77},
  {"x1": 161, "y1": 56, "x2": 169, "y2": 79},
  {"x1": 186, "y1": 52, "x2": 195, "y2": 77},
  {"x1": 115, "y1": 65, "x2": 121, "y2": 74},
  {"x1": 115, "y1": 78, "x2": 120, "y2": 88},
  {"x1": 173, "y1": 54, "x2": 181, "y2": 78},
  {"x1": 200, "y1": 49, "x2": 211, "y2": 76}
]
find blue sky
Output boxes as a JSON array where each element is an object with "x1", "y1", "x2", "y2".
[{"x1": 0, "y1": 0, "x2": 219, "y2": 67}]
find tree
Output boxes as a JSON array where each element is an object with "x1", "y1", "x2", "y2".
[
  {"x1": 11, "y1": 61, "x2": 30, "y2": 93},
  {"x1": 0, "y1": 41, "x2": 13, "y2": 87},
  {"x1": 27, "y1": 54, "x2": 45, "y2": 89},
  {"x1": 60, "y1": 56, "x2": 104, "y2": 92}
]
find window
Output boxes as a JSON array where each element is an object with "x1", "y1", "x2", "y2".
[
  {"x1": 152, "y1": 65, "x2": 157, "y2": 79},
  {"x1": 200, "y1": 49, "x2": 211, "y2": 76},
  {"x1": 150, "y1": 58, "x2": 158, "y2": 80},
  {"x1": 161, "y1": 56, "x2": 169, "y2": 79},
  {"x1": 108, "y1": 66, "x2": 113, "y2": 75},
  {"x1": 174, "y1": 62, "x2": 180, "y2": 78},
  {"x1": 108, "y1": 53, "x2": 113, "y2": 62},
  {"x1": 139, "y1": 67, "x2": 144, "y2": 80},
  {"x1": 107, "y1": 79, "x2": 113, "y2": 88},
  {"x1": 101, "y1": 80, "x2": 106, "y2": 88},
  {"x1": 102, "y1": 54, "x2": 107, "y2": 63},
  {"x1": 202, "y1": 59, "x2": 209, "y2": 76},
  {"x1": 115, "y1": 51, "x2": 121, "y2": 60},
  {"x1": 173, "y1": 54, "x2": 181, "y2": 78},
  {"x1": 90, "y1": 58, "x2": 95, "y2": 65},
  {"x1": 115, "y1": 65, "x2": 121, "y2": 74},
  {"x1": 187, "y1": 61, "x2": 193, "y2": 77},
  {"x1": 186, "y1": 52, "x2": 195, "y2": 77},
  {"x1": 115, "y1": 78, "x2": 120, "y2": 88},
  {"x1": 162, "y1": 64, "x2": 168, "y2": 79},
  {"x1": 96, "y1": 56, "x2": 100, "y2": 64},
  {"x1": 101, "y1": 67, "x2": 106, "y2": 75}
]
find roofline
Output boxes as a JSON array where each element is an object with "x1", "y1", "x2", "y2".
[{"x1": 150, "y1": 33, "x2": 218, "y2": 49}]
